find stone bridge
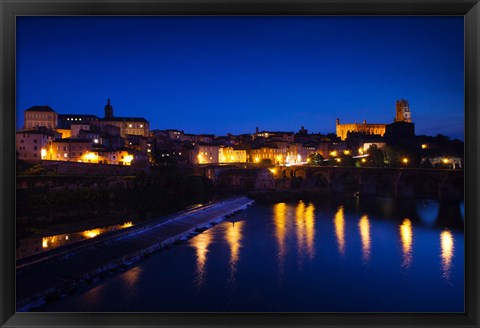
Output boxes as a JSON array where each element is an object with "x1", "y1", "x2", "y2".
[{"x1": 276, "y1": 165, "x2": 464, "y2": 200}]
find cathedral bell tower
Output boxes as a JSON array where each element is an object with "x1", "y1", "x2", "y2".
[
  {"x1": 395, "y1": 99, "x2": 411, "y2": 123},
  {"x1": 104, "y1": 98, "x2": 114, "y2": 119}
]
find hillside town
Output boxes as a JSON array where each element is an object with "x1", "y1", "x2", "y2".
[{"x1": 17, "y1": 98, "x2": 464, "y2": 171}]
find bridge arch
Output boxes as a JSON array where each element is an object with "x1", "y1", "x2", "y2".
[
  {"x1": 332, "y1": 172, "x2": 360, "y2": 193},
  {"x1": 294, "y1": 168, "x2": 307, "y2": 179},
  {"x1": 312, "y1": 172, "x2": 329, "y2": 188},
  {"x1": 404, "y1": 173, "x2": 439, "y2": 198},
  {"x1": 364, "y1": 173, "x2": 396, "y2": 197}
]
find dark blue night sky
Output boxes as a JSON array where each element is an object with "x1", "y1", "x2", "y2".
[{"x1": 16, "y1": 16, "x2": 464, "y2": 140}]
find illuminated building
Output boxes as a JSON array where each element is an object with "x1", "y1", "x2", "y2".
[
  {"x1": 192, "y1": 144, "x2": 220, "y2": 164},
  {"x1": 316, "y1": 141, "x2": 347, "y2": 159},
  {"x1": 51, "y1": 138, "x2": 94, "y2": 162},
  {"x1": 105, "y1": 149, "x2": 135, "y2": 165},
  {"x1": 427, "y1": 156, "x2": 463, "y2": 169},
  {"x1": 96, "y1": 99, "x2": 150, "y2": 138},
  {"x1": 249, "y1": 146, "x2": 287, "y2": 164},
  {"x1": 219, "y1": 147, "x2": 247, "y2": 163},
  {"x1": 336, "y1": 99, "x2": 412, "y2": 141},
  {"x1": 23, "y1": 106, "x2": 58, "y2": 130},
  {"x1": 361, "y1": 142, "x2": 386, "y2": 152},
  {"x1": 395, "y1": 99, "x2": 412, "y2": 123},
  {"x1": 287, "y1": 143, "x2": 315, "y2": 164},
  {"x1": 57, "y1": 114, "x2": 99, "y2": 129},
  {"x1": 253, "y1": 127, "x2": 295, "y2": 143},
  {"x1": 166, "y1": 129, "x2": 185, "y2": 141},
  {"x1": 336, "y1": 118, "x2": 386, "y2": 141},
  {"x1": 16, "y1": 129, "x2": 56, "y2": 161}
]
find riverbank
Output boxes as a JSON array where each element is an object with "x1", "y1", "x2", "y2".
[{"x1": 16, "y1": 196, "x2": 254, "y2": 312}]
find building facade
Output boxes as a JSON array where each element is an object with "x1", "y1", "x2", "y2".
[
  {"x1": 192, "y1": 144, "x2": 220, "y2": 164},
  {"x1": 16, "y1": 130, "x2": 56, "y2": 161},
  {"x1": 336, "y1": 99, "x2": 412, "y2": 141},
  {"x1": 250, "y1": 146, "x2": 288, "y2": 164},
  {"x1": 219, "y1": 147, "x2": 247, "y2": 163},
  {"x1": 24, "y1": 106, "x2": 58, "y2": 130}
]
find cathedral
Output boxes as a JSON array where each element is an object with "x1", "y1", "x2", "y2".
[{"x1": 336, "y1": 99, "x2": 411, "y2": 140}]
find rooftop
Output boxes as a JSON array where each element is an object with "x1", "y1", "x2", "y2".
[
  {"x1": 25, "y1": 106, "x2": 55, "y2": 113},
  {"x1": 101, "y1": 117, "x2": 148, "y2": 123}
]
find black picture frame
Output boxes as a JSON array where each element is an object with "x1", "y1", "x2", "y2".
[{"x1": 1, "y1": 1, "x2": 479, "y2": 327}]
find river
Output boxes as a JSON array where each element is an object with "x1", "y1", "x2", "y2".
[{"x1": 35, "y1": 196, "x2": 464, "y2": 312}]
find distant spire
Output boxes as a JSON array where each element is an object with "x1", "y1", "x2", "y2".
[{"x1": 104, "y1": 98, "x2": 113, "y2": 119}]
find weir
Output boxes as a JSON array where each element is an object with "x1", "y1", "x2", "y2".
[{"x1": 16, "y1": 196, "x2": 254, "y2": 311}]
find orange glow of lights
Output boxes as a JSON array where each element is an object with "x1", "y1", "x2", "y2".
[
  {"x1": 304, "y1": 203, "x2": 316, "y2": 260},
  {"x1": 124, "y1": 155, "x2": 134, "y2": 163},
  {"x1": 191, "y1": 232, "x2": 213, "y2": 288},
  {"x1": 83, "y1": 229, "x2": 101, "y2": 239},
  {"x1": 225, "y1": 221, "x2": 245, "y2": 284},
  {"x1": 120, "y1": 221, "x2": 134, "y2": 229},
  {"x1": 84, "y1": 152, "x2": 97, "y2": 161},
  {"x1": 273, "y1": 203, "x2": 287, "y2": 279},
  {"x1": 358, "y1": 215, "x2": 371, "y2": 263},
  {"x1": 400, "y1": 219, "x2": 413, "y2": 268},
  {"x1": 334, "y1": 206, "x2": 346, "y2": 256},
  {"x1": 440, "y1": 230, "x2": 454, "y2": 281},
  {"x1": 296, "y1": 201, "x2": 306, "y2": 265}
]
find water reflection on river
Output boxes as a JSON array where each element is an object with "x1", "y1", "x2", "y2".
[
  {"x1": 36, "y1": 197, "x2": 464, "y2": 312},
  {"x1": 17, "y1": 221, "x2": 134, "y2": 259}
]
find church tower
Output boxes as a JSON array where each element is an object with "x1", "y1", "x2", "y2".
[
  {"x1": 104, "y1": 98, "x2": 114, "y2": 119},
  {"x1": 395, "y1": 99, "x2": 411, "y2": 123}
]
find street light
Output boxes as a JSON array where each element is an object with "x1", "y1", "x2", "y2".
[{"x1": 402, "y1": 158, "x2": 409, "y2": 164}]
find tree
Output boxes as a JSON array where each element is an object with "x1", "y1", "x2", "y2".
[
  {"x1": 383, "y1": 146, "x2": 397, "y2": 167},
  {"x1": 308, "y1": 152, "x2": 324, "y2": 165},
  {"x1": 367, "y1": 145, "x2": 384, "y2": 167}
]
